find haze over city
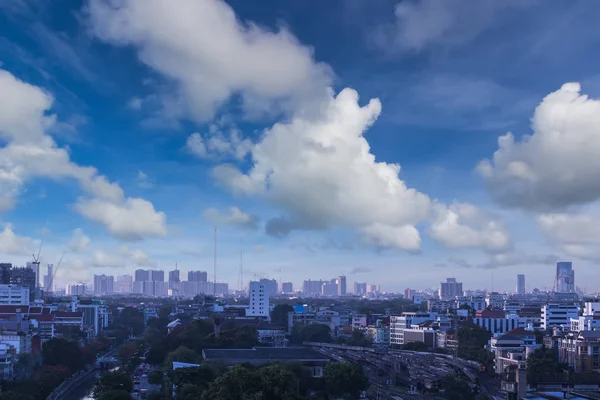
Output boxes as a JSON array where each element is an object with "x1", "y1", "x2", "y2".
[{"x1": 2, "y1": 0, "x2": 600, "y2": 293}]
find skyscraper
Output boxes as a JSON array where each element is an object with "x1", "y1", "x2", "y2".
[
  {"x1": 0, "y1": 263, "x2": 11, "y2": 284},
  {"x1": 169, "y1": 269, "x2": 180, "y2": 290},
  {"x1": 246, "y1": 281, "x2": 269, "y2": 317},
  {"x1": 439, "y1": 278, "x2": 463, "y2": 300},
  {"x1": 517, "y1": 274, "x2": 525, "y2": 295},
  {"x1": 115, "y1": 275, "x2": 133, "y2": 293},
  {"x1": 259, "y1": 278, "x2": 277, "y2": 296},
  {"x1": 94, "y1": 274, "x2": 114, "y2": 295},
  {"x1": 10, "y1": 267, "x2": 36, "y2": 301},
  {"x1": 354, "y1": 282, "x2": 367, "y2": 296},
  {"x1": 281, "y1": 282, "x2": 293, "y2": 293},
  {"x1": 188, "y1": 271, "x2": 208, "y2": 282},
  {"x1": 556, "y1": 262, "x2": 575, "y2": 293},
  {"x1": 135, "y1": 269, "x2": 150, "y2": 282},
  {"x1": 337, "y1": 275, "x2": 347, "y2": 296},
  {"x1": 43, "y1": 264, "x2": 54, "y2": 293}
]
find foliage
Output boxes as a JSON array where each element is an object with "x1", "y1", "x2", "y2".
[
  {"x1": 114, "y1": 307, "x2": 145, "y2": 335},
  {"x1": 164, "y1": 346, "x2": 200, "y2": 367},
  {"x1": 457, "y1": 322, "x2": 491, "y2": 364},
  {"x1": 178, "y1": 384, "x2": 204, "y2": 400},
  {"x1": 345, "y1": 330, "x2": 372, "y2": 347},
  {"x1": 14, "y1": 353, "x2": 35, "y2": 378},
  {"x1": 94, "y1": 370, "x2": 133, "y2": 398},
  {"x1": 440, "y1": 374, "x2": 475, "y2": 400},
  {"x1": 270, "y1": 304, "x2": 294, "y2": 328},
  {"x1": 55, "y1": 325, "x2": 86, "y2": 342},
  {"x1": 401, "y1": 341, "x2": 428, "y2": 351},
  {"x1": 526, "y1": 347, "x2": 567, "y2": 384},
  {"x1": 41, "y1": 338, "x2": 85, "y2": 372},
  {"x1": 171, "y1": 364, "x2": 225, "y2": 392},
  {"x1": 292, "y1": 323, "x2": 332, "y2": 343},
  {"x1": 95, "y1": 390, "x2": 133, "y2": 400},
  {"x1": 36, "y1": 365, "x2": 71, "y2": 397},
  {"x1": 323, "y1": 362, "x2": 369, "y2": 399},
  {"x1": 148, "y1": 369, "x2": 164, "y2": 385}
]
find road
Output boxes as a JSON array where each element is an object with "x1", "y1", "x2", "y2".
[{"x1": 132, "y1": 364, "x2": 161, "y2": 400}]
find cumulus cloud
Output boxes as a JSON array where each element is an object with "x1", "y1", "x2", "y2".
[
  {"x1": 449, "y1": 252, "x2": 559, "y2": 269},
  {"x1": 429, "y1": 203, "x2": 511, "y2": 252},
  {"x1": 86, "y1": 0, "x2": 332, "y2": 122},
  {"x1": 137, "y1": 170, "x2": 153, "y2": 189},
  {"x1": 185, "y1": 124, "x2": 252, "y2": 161},
  {"x1": 0, "y1": 68, "x2": 167, "y2": 240},
  {"x1": 92, "y1": 246, "x2": 156, "y2": 268},
  {"x1": 212, "y1": 88, "x2": 432, "y2": 250},
  {"x1": 68, "y1": 228, "x2": 90, "y2": 252},
  {"x1": 375, "y1": 0, "x2": 531, "y2": 52},
  {"x1": 0, "y1": 224, "x2": 32, "y2": 255},
  {"x1": 537, "y1": 212, "x2": 600, "y2": 260},
  {"x1": 203, "y1": 206, "x2": 259, "y2": 230},
  {"x1": 478, "y1": 82, "x2": 600, "y2": 210},
  {"x1": 75, "y1": 197, "x2": 167, "y2": 241}
]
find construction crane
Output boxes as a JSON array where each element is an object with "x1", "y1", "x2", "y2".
[
  {"x1": 46, "y1": 251, "x2": 67, "y2": 299},
  {"x1": 31, "y1": 221, "x2": 48, "y2": 291}
]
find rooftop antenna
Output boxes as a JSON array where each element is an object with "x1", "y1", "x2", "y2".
[{"x1": 213, "y1": 226, "x2": 217, "y2": 297}]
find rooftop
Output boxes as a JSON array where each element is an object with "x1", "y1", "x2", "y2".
[{"x1": 203, "y1": 347, "x2": 330, "y2": 362}]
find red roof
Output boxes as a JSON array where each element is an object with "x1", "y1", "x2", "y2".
[
  {"x1": 476, "y1": 309, "x2": 506, "y2": 318},
  {"x1": 52, "y1": 311, "x2": 83, "y2": 318},
  {"x1": 32, "y1": 315, "x2": 54, "y2": 322},
  {"x1": 506, "y1": 327, "x2": 535, "y2": 337},
  {"x1": 0, "y1": 306, "x2": 29, "y2": 314}
]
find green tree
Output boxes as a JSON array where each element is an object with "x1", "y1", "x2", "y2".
[
  {"x1": 346, "y1": 330, "x2": 372, "y2": 347},
  {"x1": 14, "y1": 353, "x2": 34, "y2": 377},
  {"x1": 440, "y1": 374, "x2": 475, "y2": 400},
  {"x1": 292, "y1": 324, "x2": 332, "y2": 343},
  {"x1": 457, "y1": 322, "x2": 491, "y2": 362},
  {"x1": 94, "y1": 370, "x2": 133, "y2": 397},
  {"x1": 201, "y1": 365, "x2": 263, "y2": 400},
  {"x1": 171, "y1": 364, "x2": 224, "y2": 392},
  {"x1": 143, "y1": 327, "x2": 163, "y2": 347},
  {"x1": 42, "y1": 338, "x2": 85, "y2": 372},
  {"x1": 259, "y1": 364, "x2": 300, "y2": 400},
  {"x1": 270, "y1": 304, "x2": 293, "y2": 328},
  {"x1": 96, "y1": 390, "x2": 133, "y2": 400},
  {"x1": 526, "y1": 347, "x2": 566, "y2": 384},
  {"x1": 148, "y1": 369, "x2": 164, "y2": 385},
  {"x1": 324, "y1": 362, "x2": 369, "y2": 399},
  {"x1": 114, "y1": 307, "x2": 145, "y2": 335},
  {"x1": 178, "y1": 384, "x2": 204, "y2": 400},
  {"x1": 36, "y1": 365, "x2": 71, "y2": 397},
  {"x1": 164, "y1": 346, "x2": 199, "y2": 367}
]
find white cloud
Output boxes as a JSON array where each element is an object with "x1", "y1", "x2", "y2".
[
  {"x1": 0, "y1": 68, "x2": 167, "y2": 240},
  {"x1": 92, "y1": 246, "x2": 155, "y2": 268},
  {"x1": 537, "y1": 212, "x2": 600, "y2": 260},
  {"x1": 212, "y1": 88, "x2": 432, "y2": 250},
  {"x1": 478, "y1": 82, "x2": 600, "y2": 210},
  {"x1": 0, "y1": 224, "x2": 32, "y2": 255},
  {"x1": 137, "y1": 170, "x2": 153, "y2": 189},
  {"x1": 86, "y1": 0, "x2": 332, "y2": 122},
  {"x1": 68, "y1": 228, "x2": 90, "y2": 252},
  {"x1": 375, "y1": 0, "x2": 531, "y2": 52},
  {"x1": 429, "y1": 203, "x2": 511, "y2": 252},
  {"x1": 185, "y1": 124, "x2": 253, "y2": 161},
  {"x1": 203, "y1": 206, "x2": 259, "y2": 230},
  {"x1": 75, "y1": 197, "x2": 167, "y2": 241},
  {"x1": 92, "y1": 250, "x2": 124, "y2": 268}
]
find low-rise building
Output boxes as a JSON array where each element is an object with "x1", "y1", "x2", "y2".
[
  {"x1": 542, "y1": 303, "x2": 579, "y2": 330},
  {"x1": 557, "y1": 330, "x2": 600, "y2": 373},
  {"x1": 473, "y1": 309, "x2": 520, "y2": 335}
]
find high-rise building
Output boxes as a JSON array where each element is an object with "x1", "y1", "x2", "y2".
[
  {"x1": 26, "y1": 262, "x2": 40, "y2": 289},
  {"x1": 281, "y1": 282, "x2": 293, "y2": 293},
  {"x1": 337, "y1": 276, "x2": 347, "y2": 296},
  {"x1": 93, "y1": 274, "x2": 114, "y2": 295},
  {"x1": 169, "y1": 269, "x2": 180, "y2": 288},
  {"x1": 517, "y1": 274, "x2": 526, "y2": 295},
  {"x1": 259, "y1": 278, "x2": 277, "y2": 296},
  {"x1": 43, "y1": 264, "x2": 54, "y2": 293},
  {"x1": 115, "y1": 275, "x2": 133, "y2": 293},
  {"x1": 246, "y1": 281, "x2": 270, "y2": 317},
  {"x1": 0, "y1": 263, "x2": 12, "y2": 284},
  {"x1": 66, "y1": 283, "x2": 86, "y2": 295},
  {"x1": 0, "y1": 284, "x2": 30, "y2": 305},
  {"x1": 188, "y1": 271, "x2": 208, "y2": 282},
  {"x1": 150, "y1": 270, "x2": 164, "y2": 282},
  {"x1": 10, "y1": 267, "x2": 36, "y2": 301},
  {"x1": 556, "y1": 262, "x2": 575, "y2": 293},
  {"x1": 303, "y1": 280, "x2": 326, "y2": 295},
  {"x1": 135, "y1": 269, "x2": 150, "y2": 282},
  {"x1": 439, "y1": 278, "x2": 463, "y2": 300},
  {"x1": 322, "y1": 281, "x2": 338, "y2": 296},
  {"x1": 354, "y1": 282, "x2": 367, "y2": 296}
]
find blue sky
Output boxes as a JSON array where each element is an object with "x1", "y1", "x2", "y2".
[{"x1": 2, "y1": 0, "x2": 600, "y2": 293}]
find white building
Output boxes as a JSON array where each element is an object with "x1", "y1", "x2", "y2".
[
  {"x1": 570, "y1": 302, "x2": 600, "y2": 332},
  {"x1": 0, "y1": 285, "x2": 29, "y2": 305},
  {"x1": 246, "y1": 281, "x2": 270, "y2": 318},
  {"x1": 542, "y1": 303, "x2": 579, "y2": 330},
  {"x1": 390, "y1": 312, "x2": 432, "y2": 345}
]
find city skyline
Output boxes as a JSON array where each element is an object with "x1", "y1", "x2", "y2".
[{"x1": 3, "y1": 1, "x2": 600, "y2": 292}]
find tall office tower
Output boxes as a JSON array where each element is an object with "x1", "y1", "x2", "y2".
[
  {"x1": 150, "y1": 270, "x2": 165, "y2": 282},
  {"x1": 337, "y1": 276, "x2": 347, "y2": 296},
  {"x1": 556, "y1": 262, "x2": 575, "y2": 293},
  {"x1": 246, "y1": 281, "x2": 270, "y2": 317},
  {"x1": 517, "y1": 274, "x2": 526, "y2": 295},
  {"x1": 322, "y1": 281, "x2": 338, "y2": 296},
  {"x1": 135, "y1": 269, "x2": 150, "y2": 282},
  {"x1": 188, "y1": 271, "x2": 208, "y2": 282},
  {"x1": 43, "y1": 264, "x2": 54, "y2": 292},
  {"x1": 303, "y1": 280, "x2": 326, "y2": 295},
  {"x1": 115, "y1": 275, "x2": 133, "y2": 293},
  {"x1": 281, "y1": 282, "x2": 293, "y2": 293},
  {"x1": 354, "y1": 282, "x2": 367, "y2": 296},
  {"x1": 405, "y1": 288, "x2": 415, "y2": 300},
  {"x1": 439, "y1": 278, "x2": 463, "y2": 300},
  {"x1": 93, "y1": 274, "x2": 114, "y2": 295},
  {"x1": 0, "y1": 263, "x2": 11, "y2": 284},
  {"x1": 259, "y1": 278, "x2": 278, "y2": 296},
  {"x1": 66, "y1": 283, "x2": 86, "y2": 295},
  {"x1": 10, "y1": 267, "x2": 36, "y2": 301},
  {"x1": 26, "y1": 262, "x2": 40, "y2": 289},
  {"x1": 168, "y1": 269, "x2": 180, "y2": 288}
]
